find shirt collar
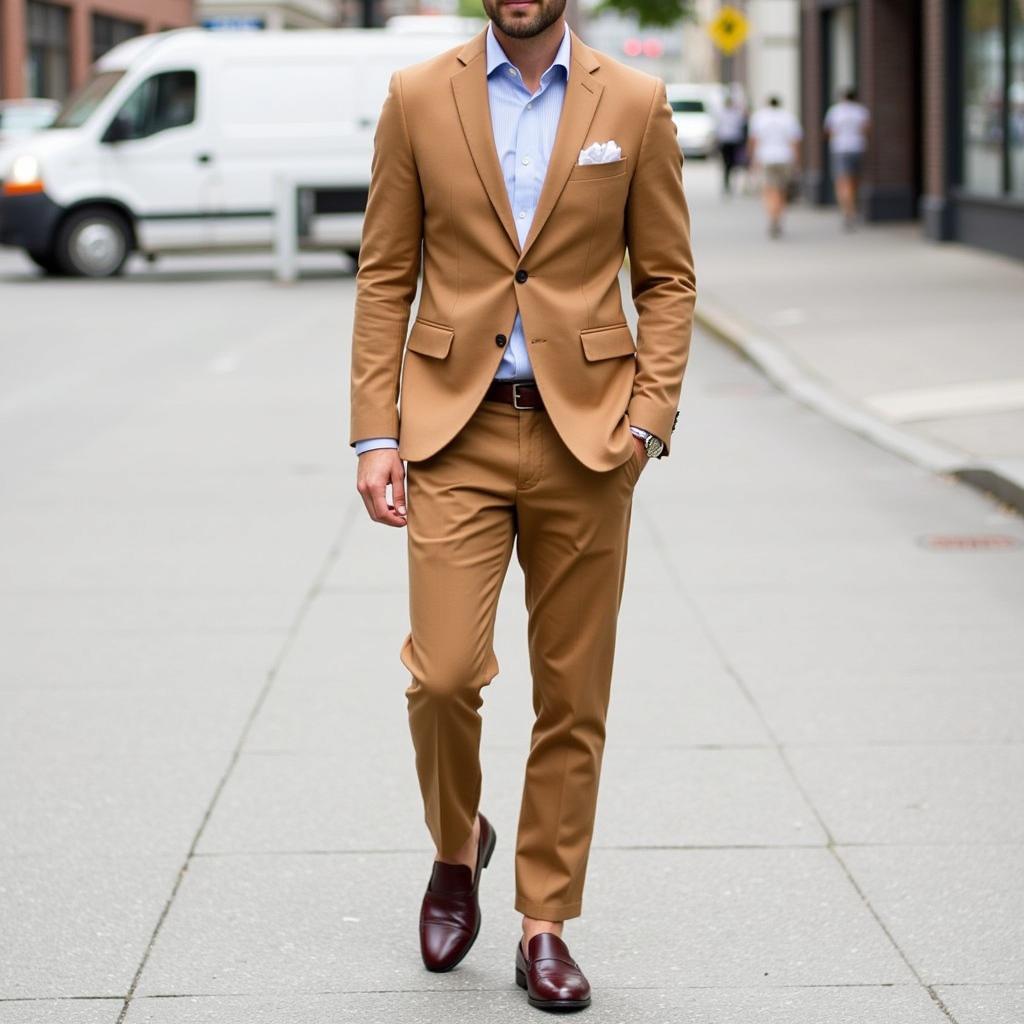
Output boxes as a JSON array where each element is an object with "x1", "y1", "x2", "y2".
[{"x1": 485, "y1": 21, "x2": 570, "y2": 83}]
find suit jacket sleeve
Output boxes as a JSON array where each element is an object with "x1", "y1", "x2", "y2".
[
  {"x1": 349, "y1": 71, "x2": 425, "y2": 446},
  {"x1": 624, "y1": 79, "x2": 697, "y2": 454}
]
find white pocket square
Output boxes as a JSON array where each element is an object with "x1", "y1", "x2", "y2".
[{"x1": 578, "y1": 140, "x2": 622, "y2": 165}]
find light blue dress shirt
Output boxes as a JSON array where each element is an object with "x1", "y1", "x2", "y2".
[
  {"x1": 486, "y1": 21, "x2": 570, "y2": 382},
  {"x1": 354, "y1": 23, "x2": 570, "y2": 456}
]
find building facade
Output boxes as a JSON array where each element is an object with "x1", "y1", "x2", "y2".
[
  {"x1": 799, "y1": 0, "x2": 1024, "y2": 260},
  {"x1": 0, "y1": 0, "x2": 194, "y2": 100},
  {"x1": 196, "y1": 0, "x2": 342, "y2": 30}
]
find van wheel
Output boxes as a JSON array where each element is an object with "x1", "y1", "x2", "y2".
[
  {"x1": 343, "y1": 247, "x2": 360, "y2": 269},
  {"x1": 27, "y1": 247, "x2": 66, "y2": 275},
  {"x1": 56, "y1": 207, "x2": 132, "y2": 278}
]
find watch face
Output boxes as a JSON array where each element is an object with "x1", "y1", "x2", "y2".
[{"x1": 645, "y1": 435, "x2": 664, "y2": 459}]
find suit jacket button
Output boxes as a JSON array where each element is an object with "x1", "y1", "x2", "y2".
[
  {"x1": 515, "y1": 269, "x2": 528, "y2": 284},
  {"x1": 495, "y1": 334, "x2": 507, "y2": 347}
]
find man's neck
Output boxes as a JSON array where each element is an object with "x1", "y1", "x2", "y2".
[{"x1": 492, "y1": 18, "x2": 566, "y2": 92}]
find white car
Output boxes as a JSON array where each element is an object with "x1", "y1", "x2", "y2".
[
  {"x1": 0, "y1": 26, "x2": 475, "y2": 277},
  {"x1": 665, "y1": 84, "x2": 719, "y2": 158}
]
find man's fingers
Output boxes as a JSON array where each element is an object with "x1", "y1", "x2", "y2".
[
  {"x1": 356, "y1": 451, "x2": 407, "y2": 528},
  {"x1": 371, "y1": 484, "x2": 398, "y2": 524},
  {"x1": 391, "y1": 465, "x2": 407, "y2": 517}
]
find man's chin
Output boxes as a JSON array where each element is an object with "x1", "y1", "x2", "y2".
[
  {"x1": 494, "y1": 17, "x2": 542, "y2": 38},
  {"x1": 490, "y1": 2, "x2": 558, "y2": 38}
]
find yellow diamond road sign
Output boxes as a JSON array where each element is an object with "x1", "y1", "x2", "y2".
[{"x1": 708, "y1": 6, "x2": 748, "y2": 54}]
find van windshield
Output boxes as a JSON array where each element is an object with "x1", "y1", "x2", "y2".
[
  {"x1": 670, "y1": 100, "x2": 706, "y2": 114},
  {"x1": 53, "y1": 71, "x2": 126, "y2": 129}
]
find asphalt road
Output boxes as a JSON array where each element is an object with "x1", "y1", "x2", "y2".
[{"x1": 1, "y1": 236, "x2": 1022, "y2": 1024}]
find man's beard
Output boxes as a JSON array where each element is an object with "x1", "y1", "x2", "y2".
[{"x1": 486, "y1": 0, "x2": 565, "y2": 39}]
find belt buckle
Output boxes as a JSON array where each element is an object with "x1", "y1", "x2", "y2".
[{"x1": 512, "y1": 382, "x2": 536, "y2": 410}]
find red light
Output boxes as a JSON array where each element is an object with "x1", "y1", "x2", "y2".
[
  {"x1": 642, "y1": 38, "x2": 663, "y2": 57},
  {"x1": 623, "y1": 37, "x2": 642, "y2": 56}
]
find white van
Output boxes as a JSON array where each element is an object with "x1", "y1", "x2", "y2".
[
  {"x1": 0, "y1": 26, "x2": 475, "y2": 277},
  {"x1": 665, "y1": 83, "x2": 728, "y2": 158}
]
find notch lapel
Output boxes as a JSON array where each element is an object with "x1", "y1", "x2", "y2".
[
  {"x1": 519, "y1": 32, "x2": 603, "y2": 262},
  {"x1": 451, "y1": 31, "x2": 521, "y2": 255}
]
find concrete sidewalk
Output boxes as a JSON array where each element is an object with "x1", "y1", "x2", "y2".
[
  {"x1": 1, "y1": 246, "x2": 1023, "y2": 1024},
  {"x1": 685, "y1": 161, "x2": 1024, "y2": 511}
]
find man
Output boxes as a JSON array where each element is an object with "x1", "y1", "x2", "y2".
[
  {"x1": 823, "y1": 87, "x2": 870, "y2": 230},
  {"x1": 714, "y1": 93, "x2": 747, "y2": 196},
  {"x1": 747, "y1": 95, "x2": 802, "y2": 238},
  {"x1": 350, "y1": 0, "x2": 694, "y2": 1011}
]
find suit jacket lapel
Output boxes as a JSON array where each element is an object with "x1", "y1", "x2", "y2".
[
  {"x1": 451, "y1": 29, "x2": 521, "y2": 255},
  {"x1": 519, "y1": 31, "x2": 602, "y2": 261}
]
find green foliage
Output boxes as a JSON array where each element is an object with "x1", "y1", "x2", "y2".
[
  {"x1": 592, "y1": 0, "x2": 692, "y2": 28},
  {"x1": 457, "y1": 0, "x2": 486, "y2": 16}
]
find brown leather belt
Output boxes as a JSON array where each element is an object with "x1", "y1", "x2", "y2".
[{"x1": 484, "y1": 380, "x2": 545, "y2": 410}]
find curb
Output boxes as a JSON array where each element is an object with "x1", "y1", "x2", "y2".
[{"x1": 695, "y1": 296, "x2": 1024, "y2": 516}]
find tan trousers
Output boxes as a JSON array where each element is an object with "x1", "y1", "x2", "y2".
[{"x1": 401, "y1": 398, "x2": 642, "y2": 921}]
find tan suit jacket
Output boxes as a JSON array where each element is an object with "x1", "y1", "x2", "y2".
[{"x1": 349, "y1": 26, "x2": 696, "y2": 472}]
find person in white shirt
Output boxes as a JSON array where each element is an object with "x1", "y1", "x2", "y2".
[
  {"x1": 823, "y1": 87, "x2": 871, "y2": 229},
  {"x1": 714, "y1": 95, "x2": 747, "y2": 195},
  {"x1": 747, "y1": 95, "x2": 802, "y2": 238}
]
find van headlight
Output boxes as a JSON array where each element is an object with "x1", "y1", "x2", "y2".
[{"x1": 3, "y1": 154, "x2": 44, "y2": 195}]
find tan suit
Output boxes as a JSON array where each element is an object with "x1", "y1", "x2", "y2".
[{"x1": 350, "y1": 26, "x2": 695, "y2": 920}]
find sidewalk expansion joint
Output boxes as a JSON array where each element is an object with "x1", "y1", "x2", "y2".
[
  {"x1": 113, "y1": 498, "x2": 362, "y2": 1024},
  {"x1": 637, "y1": 504, "x2": 964, "y2": 1024}
]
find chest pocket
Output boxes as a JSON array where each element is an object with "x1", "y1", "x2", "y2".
[{"x1": 567, "y1": 156, "x2": 628, "y2": 183}]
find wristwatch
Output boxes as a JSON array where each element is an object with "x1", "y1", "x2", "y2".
[{"x1": 629, "y1": 426, "x2": 665, "y2": 460}]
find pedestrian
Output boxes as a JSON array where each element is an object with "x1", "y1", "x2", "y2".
[
  {"x1": 350, "y1": 5, "x2": 695, "y2": 1014},
  {"x1": 824, "y1": 86, "x2": 870, "y2": 229},
  {"x1": 715, "y1": 93, "x2": 747, "y2": 195},
  {"x1": 747, "y1": 94, "x2": 802, "y2": 238}
]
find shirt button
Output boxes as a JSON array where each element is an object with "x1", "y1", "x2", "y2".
[
  {"x1": 526, "y1": 102, "x2": 533, "y2": 109},
  {"x1": 515, "y1": 269, "x2": 528, "y2": 284},
  {"x1": 522, "y1": 157, "x2": 530, "y2": 165},
  {"x1": 518, "y1": 210, "x2": 526, "y2": 219},
  {"x1": 495, "y1": 334, "x2": 507, "y2": 347}
]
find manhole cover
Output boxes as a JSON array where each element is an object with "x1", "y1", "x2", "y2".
[{"x1": 918, "y1": 534, "x2": 1021, "y2": 551}]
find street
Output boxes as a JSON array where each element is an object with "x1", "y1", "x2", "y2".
[{"x1": 2, "y1": 161, "x2": 1023, "y2": 1024}]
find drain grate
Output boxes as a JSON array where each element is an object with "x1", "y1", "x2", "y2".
[{"x1": 918, "y1": 534, "x2": 1021, "y2": 551}]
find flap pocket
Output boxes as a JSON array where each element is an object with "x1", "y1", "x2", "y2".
[
  {"x1": 580, "y1": 323, "x2": 636, "y2": 361},
  {"x1": 569, "y1": 157, "x2": 628, "y2": 182},
  {"x1": 406, "y1": 318, "x2": 454, "y2": 359}
]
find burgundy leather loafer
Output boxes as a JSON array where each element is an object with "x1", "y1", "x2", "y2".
[
  {"x1": 515, "y1": 933, "x2": 592, "y2": 1011},
  {"x1": 419, "y1": 813, "x2": 496, "y2": 972}
]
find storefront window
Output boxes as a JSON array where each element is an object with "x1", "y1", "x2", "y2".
[
  {"x1": 963, "y1": 0, "x2": 1004, "y2": 194},
  {"x1": 828, "y1": 5, "x2": 857, "y2": 101},
  {"x1": 92, "y1": 14, "x2": 145, "y2": 63},
  {"x1": 26, "y1": 1, "x2": 71, "y2": 101},
  {"x1": 1011, "y1": 0, "x2": 1024, "y2": 195}
]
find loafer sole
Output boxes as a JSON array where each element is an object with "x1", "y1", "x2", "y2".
[{"x1": 515, "y1": 967, "x2": 591, "y2": 1011}]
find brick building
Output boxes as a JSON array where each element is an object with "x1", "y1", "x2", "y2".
[
  {"x1": 798, "y1": 0, "x2": 1024, "y2": 261},
  {"x1": 0, "y1": 0, "x2": 194, "y2": 101}
]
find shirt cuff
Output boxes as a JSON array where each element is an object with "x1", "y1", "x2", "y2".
[{"x1": 354, "y1": 437, "x2": 399, "y2": 455}]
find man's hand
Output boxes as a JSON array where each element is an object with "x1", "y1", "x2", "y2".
[
  {"x1": 632, "y1": 434, "x2": 649, "y2": 473},
  {"x1": 357, "y1": 449, "x2": 407, "y2": 527}
]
